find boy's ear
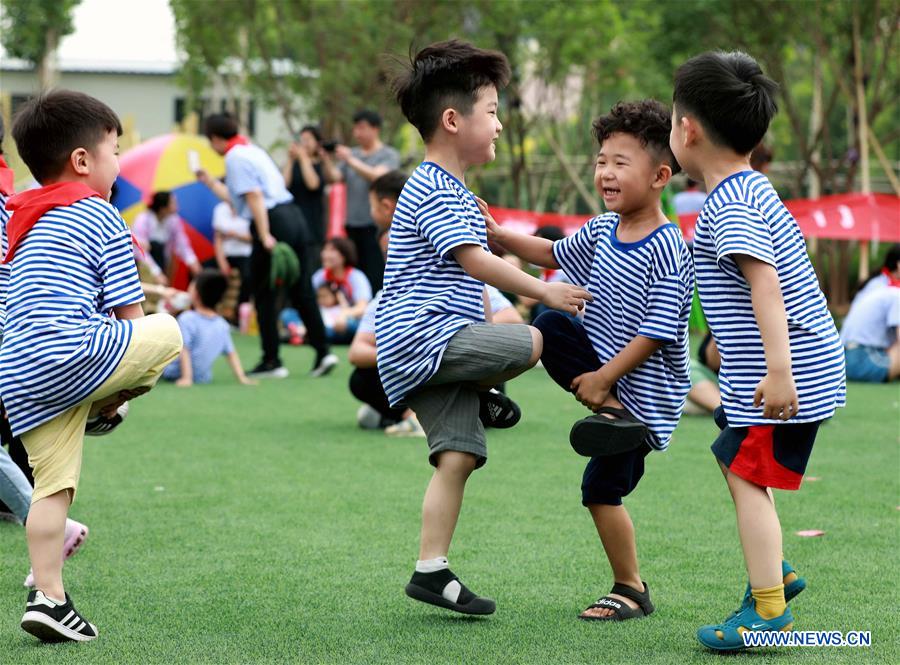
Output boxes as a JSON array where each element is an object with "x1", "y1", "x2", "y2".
[
  {"x1": 70, "y1": 147, "x2": 90, "y2": 176},
  {"x1": 652, "y1": 163, "x2": 673, "y2": 190},
  {"x1": 440, "y1": 108, "x2": 460, "y2": 135},
  {"x1": 680, "y1": 115, "x2": 700, "y2": 147}
]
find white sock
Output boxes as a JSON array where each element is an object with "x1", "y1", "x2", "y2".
[{"x1": 415, "y1": 556, "x2": 448, "y2": 573}]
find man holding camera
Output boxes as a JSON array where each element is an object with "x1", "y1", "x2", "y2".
[{"x1": 324, "y1": 109, "x2": 400, "y2": 292}]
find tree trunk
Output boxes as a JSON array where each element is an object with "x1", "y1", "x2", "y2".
[{"x1": 38, "y1": 29, "x2": 60, "y2": 90}]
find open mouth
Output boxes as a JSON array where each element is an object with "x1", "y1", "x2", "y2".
[{"x1": 602, "y1": 187, "x2": 621, "y2": 197}]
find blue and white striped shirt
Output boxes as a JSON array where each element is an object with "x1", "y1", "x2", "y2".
[
  {"x1": 0, "y1": 198, "x2": 146, "y2": 435},
  {"x1": 376, "y1": 162, "x2": 488, "y2": 406},
  {"x1": 693, "y1": 171, "x2": 845, "y2": 426},
  {"x1": 553, "y1": 214, "x2": 694, "y2": 450},
  {"x1": 0, "y1": 190, "x2": 9, "y2": 332}
]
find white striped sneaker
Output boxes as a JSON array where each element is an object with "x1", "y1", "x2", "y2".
[{"x1": 21, "y1": 590, "x2": 98, "y2": 642}]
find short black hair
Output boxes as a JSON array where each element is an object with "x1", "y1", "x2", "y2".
[
  {"x1": 370, "y1": 170, "x2": 407, "y2": 201},
  {"x1": 883, "y1": 244, "x2": 900, "y2": 272},
  {"x1": 592, "y1": 100, "x2": 681, "y2": 174},
  {"x1": 149, "y1": 191, "x2": 172, "y2": 214},
  {"x1": 325, "y1": 237, "x2": 357, "y2": 267},
  {"x1": 11, "y1": 90, "x2": 122, "y2": 183},
  {"x1": 391, "y1": 39, "x2": 511, "y2": 142},
  {"x1": 352, "y1": 109, "x2": 382, "y2": 128},
  {"x1": 203, "y1": 113, "x2": 239, "y2": 140},
  {"x1": 194, "y1": 269, "x2": 229, "y2": 309},
  {"x1": 534, "y1": 225, "x2": 565, "y2": 242},
  {"x1": 673, "y1": 51, "x2": 778, "y2": 154},
  {"x1": 299, "y1": 125, "x2": 322, "y2": 143}
]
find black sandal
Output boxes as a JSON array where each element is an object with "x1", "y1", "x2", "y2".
[
  {"x1": 569, "y1": 407, "x2": 647, "y2": 457},
  {"x1": 579, "y1": 582, "x2": 654, "y2": 622},
  {"x1": 479, "y1": 389, "x2": 521, "y2": 429},
  {"x1": 405, "y1": 569, "x2": 496, "y2": 615}
]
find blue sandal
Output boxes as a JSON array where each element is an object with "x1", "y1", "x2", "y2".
[
  {"x1": 737, "y1": 560, "x2": 807, "y2": 611},
  {"x1": 697, "y1": 601, "x2": 794, "y2": 651}
]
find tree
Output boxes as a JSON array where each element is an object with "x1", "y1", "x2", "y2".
[{"x1": 0, "y1": 0, "x2": 81, "y2": 89}]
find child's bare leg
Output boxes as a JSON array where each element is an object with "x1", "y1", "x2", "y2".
[
  {"x1": 26, "y1": 489, "x2": 70, "y2": 601},
  {"x1": 419, "y1": 451, "x2": 477, "y2": 559},
  {"x1": 721, "y1": 462, "x2": 782, "y2": 590},
  {"x1": 581, "y1": 503, "x2": 643, "y2": 618},
  {"x1": 88, "y1": 386, "x2": 151, "y2": 418}
]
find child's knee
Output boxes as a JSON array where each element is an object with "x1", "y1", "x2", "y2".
[
  {"x1": 527, "y1": 326, "x2": 543, "y2": 366},
  {"x1": 435, "y1": 450, "x2": 478, "y2": 476}
]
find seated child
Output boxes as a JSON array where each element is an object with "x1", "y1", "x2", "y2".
[
  {"x1": 487, "y1": 100, "x2": 693, "y2": 622},
  {"x1": 162, "y1": 269, "x2": 256, "y2": 386},
  {"x1": 2, "y1": 90, "x2": 182, "y2": 642}
]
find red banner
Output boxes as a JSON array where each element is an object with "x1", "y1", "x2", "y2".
[{"x1": 489, "y1": 193, "x2": 900, "y2": 243}]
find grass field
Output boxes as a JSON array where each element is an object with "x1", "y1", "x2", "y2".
[{"x1": 1, "y1": 334, "x2": 897, "y2": 664}]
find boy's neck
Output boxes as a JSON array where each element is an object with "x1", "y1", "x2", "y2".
[
  {"x1": 697, "y1": 148, "x2": 753, "y2": 194},
  {"x1": 616, "y1": 200, "x2": 669, "y2": 233},
  {"x1": 424, "y1": 142, "x2": 468, "y2": 186},
  {"x1": 194, "y1": 304, "x2": 216, "y2": 316}
]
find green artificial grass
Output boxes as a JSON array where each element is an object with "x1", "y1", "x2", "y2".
[{"x1": 0, "y1": 335, "x2": 897, "y2": 663}]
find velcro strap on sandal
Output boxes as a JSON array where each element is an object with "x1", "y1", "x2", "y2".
[
  {"x1": 610, "y1": 582, "x2": 652, "y2": 613},
  {"x1": 593, "y1": 407, "x2": 643, "y2": 425}
]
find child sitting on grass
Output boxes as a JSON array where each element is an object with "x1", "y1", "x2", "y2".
[{"x1": 162, "y1": 269, "x2": 257, "y2": 387}]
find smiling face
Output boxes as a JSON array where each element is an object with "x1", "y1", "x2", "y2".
[
  {"x1": 594, "y1": 132, "x2": 664, "y2": 214},
  {"x1": 320, "y1": 243, "x2": 344, "y2": 271},
  {"x1": 456, "y1": 85, "x2": 503, "y2": 166}
]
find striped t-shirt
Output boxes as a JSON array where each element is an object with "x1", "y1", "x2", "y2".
[
  {"x1": 693, "y1": 170, "x2": 845, "y2": 426},
  {"x1": 376, "y1": 162, "x2": 488, "y2": 406},
  {"x1": 0, "y1": 190, "x2": 9, "y2": 332},
  {"x1": 553, "y1": 214, "x2": 694, "y2": 450},
  {"x1": 0, "y1": 198, "x2": 146, "y2": 435}
]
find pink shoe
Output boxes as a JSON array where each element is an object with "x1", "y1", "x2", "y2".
[{"x1": 23, "y1": 519, "x2": 89, "y2": 588}]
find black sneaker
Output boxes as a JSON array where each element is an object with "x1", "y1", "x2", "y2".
[
  {"x1": 405, "y1": 569, "x2": 496, "y2": 615},
  {"x1": 84, "y1": 402, "x2": 129, "y2": 437},
  {"x1": 478, "y1": 389, "x2": 521, "y2": 428},
  {"x1": 247, "y1": 360, "x2": 289, "y2": 379},
  {"x1": 21, "y1": 590, "x2": 98, "y2": 642},
  {"x1": 310, "y1": 353, "x2": 339, "y2": 377}
]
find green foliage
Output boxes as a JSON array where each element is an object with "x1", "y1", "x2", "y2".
[{"x1": 0, "y1": 0, "x2": 80, "y2": 63}]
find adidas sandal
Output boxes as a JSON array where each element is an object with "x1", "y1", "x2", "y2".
[
  {"x1": 579, "y1": 581, "x2": 654, "y2": 621},
  {"x1": 478, "y1": 389, "x2": 521, "y2": 429}
]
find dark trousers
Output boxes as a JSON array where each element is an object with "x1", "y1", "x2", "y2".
[
  {"x1": 251, "y1": 203, "x2": 329, "y2": 362},
  {"x1": 533, "y1": 310, "x2": 650, "y2": 506},
  {"x1": 228, "y1": 255, "x2": 252, "y2": 305},
  {"x1": 349, "y1": 367, "x2": 406, "y2": 423},
  {"x1": 346, "y1": 226, "x2": 384, "y2": 292}
]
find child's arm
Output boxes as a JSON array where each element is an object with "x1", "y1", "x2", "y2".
[
  {"x1": 572, "y1": 337, "x2": 664, "y2": 409},
  {"x1": 452, "y1": 245, "x2": 591, "y2": 315},
  {"x1": 734, "y1": 254, "x2": 798, "y2": 420},
  {"x1": 175, "y1": 348, "x2": 193, "y2": 387},
  {"x1": 213, "y1": 230, "x2": 232, "y2": 276},
  {"x1": 478, "y1": 198, "x2": 559, "y2": 269},
  {"x1": 114, "y1": 303, "x2": 145, "y2": 320},
  {"x1": 226, "y1": 350, "x2": 258, "y2": 385},
  {"x1": 348, "y1": 331, "x2": 377, "y2": 368},
  {"x1": 196, "y1": 170, "x2": 231, "y2": 202}
]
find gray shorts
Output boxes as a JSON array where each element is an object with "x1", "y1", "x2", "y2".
[{"x1": 407, "y1": 323, "x2": 534, "y2": 469}]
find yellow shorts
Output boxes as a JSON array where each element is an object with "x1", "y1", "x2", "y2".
[{"x1": 21, "y1": 313, "x2": 182, "y2": 503}]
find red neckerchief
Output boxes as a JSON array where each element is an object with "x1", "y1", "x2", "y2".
[
  {"x1": 0, "y1": 155, "x2": 15, "y2": 197},
  {"x1": 324, "y1": 266, "x2": 355, "y2": 301},
  {"x1": 883, "y1": 267, "x2": 900, "y2": 288},
  {"x1": 224, "y1": 135, "x2": 251, "y2": 154},
  {"x1": 5, "y1": 182, "x2": 103, "y2": 263},
  {"x1": 541, "y1": 268, "x2": 557, "y2": 282}
]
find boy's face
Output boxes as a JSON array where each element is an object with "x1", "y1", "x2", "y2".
[
  {"x1": 457, "y1": 86, "x2": 502, "y2": 166},
  {"x1": 669, "y1": 105, "x2": 700, "y2": 180},
  {"x1": 84, "y1": 130, "x2": 120, "y2": 199},
  {"x1": 594, "y1": 132, "x2": 666, "y2": 215},
  {"x1": 368, "y1": 190, "x2": 396, "y2": 232}
]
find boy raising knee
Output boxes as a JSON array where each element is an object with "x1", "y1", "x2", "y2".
[
  {"x1": 486, "y1": 101, "x2": 694, "y2": 621},
  {"x1": 669, "y1": 52, "x2": 845, "y2": 650},
  {"x1": 377, "y1": 40, "x2": 591, "y2": 615},
  {"x1": 2, "y1": 91, "x2": 182, "y2": 642}
]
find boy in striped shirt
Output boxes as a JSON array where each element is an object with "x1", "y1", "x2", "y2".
[
  {"x1": 670, "y1": 52, "x2": 845, "y2": 650},
  {"x1": 2, "y1": 91, "x2": 182, "y2": 642},
  {"x1": 378, "y1": 40, "x2": 591, "y2": 615},
  {"x1": 487, "y1": 100, "x2": 694, "y2": 622}
]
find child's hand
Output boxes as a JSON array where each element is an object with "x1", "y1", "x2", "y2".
[
  {"x1": 753, "y1": 370, "x2": 799, "y2": 420},
  {"x1": 571, "y1": 370, "x2": 611, "y2": 411},
  {"x1": 475, "y1": 196, "x2": 504, "y2": 244},
  {"x1": 240, "y1": 376, "x2": 258, "y2": 386},
  {"x1": 541, "y1": 282, "x2": 592, "y2": 316},
  {"x1": 175, "y1": 377, "x2": 193, "y2": 388}
]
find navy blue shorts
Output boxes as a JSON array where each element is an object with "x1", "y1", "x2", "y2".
[
  {"x1": 711, "y1": 407, "x2": 821, "y2": 490},
  {"x1": 534, "y1": 310, "x2": 650, "y2": 506}
]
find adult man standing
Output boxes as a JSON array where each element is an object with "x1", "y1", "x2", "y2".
[
  {"x1": 199, "y1": 114, "x2": 338, "y2": 379},
  {"x1": 325, "y1": 110, "x2": 399, "y2": 291}
]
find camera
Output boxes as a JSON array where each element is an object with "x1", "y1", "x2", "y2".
[{"x1": 322, "y1": 140, "x2": 339, "y2": 153}]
